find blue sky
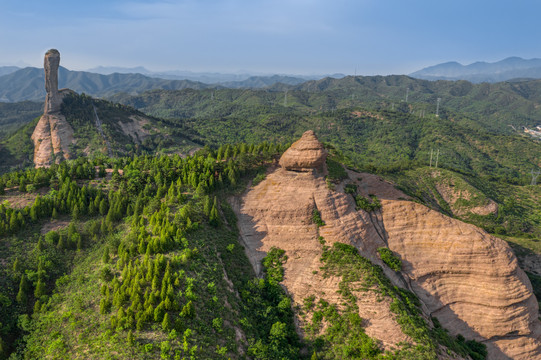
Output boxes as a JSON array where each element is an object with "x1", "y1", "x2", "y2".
[{"x1": 1, "y1": 0, "x2": 540, "y2": 75}]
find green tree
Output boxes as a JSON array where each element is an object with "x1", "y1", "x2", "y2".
[
  {"x1": 102, "y1": 246, "x2": 110, "y2": 264},
  {"x1": 16, "y1": 274, "x2": 28, "y2": 303},
  {"x1": 12, "y1": 257, "x2": 21, "y2": 273},
  {"x1": 35, "y1": 278, "x2": 46, "y2": 298},
  {"x1": 99, "y1": 199, "x2": 108, "y2": 216},
  {"x1": 57, "y1": 235, "x2": 65, "y2": 250},
  {"x1": 162, "y1": 312, "x2": 171, "y2": 331}
]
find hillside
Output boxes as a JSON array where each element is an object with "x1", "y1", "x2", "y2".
[
  {"x1": 0, "y1": 92, "x2": 201, "y2": 172},
  {"x1": 0, "y1": 140, "x2": 502, "y2": 360},
  {"x1": 0, "y1": 101, "x2": 42, "y2": 138},
  {"x1": 0, "y1": 67, "x2": 214, "y2": 102},
  {"x1": 110, "y1": 75, "x2": 541, "y2": 134}
]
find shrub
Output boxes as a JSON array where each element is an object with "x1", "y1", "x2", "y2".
[
  {"x1": 312, "y1": 208, "x2": 325, "y2": 227},
  {"x1": 377, "y1": 248, "x2": 401, "y2": 271}
]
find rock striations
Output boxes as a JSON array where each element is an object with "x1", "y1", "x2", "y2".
[
  {"x1": 278, "y1": 130, "x2": 327, "y2": 171},
  {"x1": 232, "y1": 130, "x2": 541, "y2": 359},
  {"x1": 31, "y1": 49, "x2": 75, "y2": 167}
]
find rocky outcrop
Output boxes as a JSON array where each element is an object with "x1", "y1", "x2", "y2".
[
  {"x1": 232, "y1": 130, "x2": 541, "y2": 359},
  {"x1": 382, "y1": 200, "x2": 541, "y2": 359},
  {"x1": 231, "y1": 166, "x2": 411, "y2": 351},
  {"x1": 31, "y1": 49, "x2": 74, "y2": 167},
  {"x1": 44, "y1": 49, "x2": 61, "y2": 114},
  {"x1": 278, "y1": 130, "x2": 327, "y2": 171}
]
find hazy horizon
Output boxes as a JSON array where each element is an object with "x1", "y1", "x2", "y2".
[{"x1": 2, "y1": 0, "x2": 541, "y2": 76}]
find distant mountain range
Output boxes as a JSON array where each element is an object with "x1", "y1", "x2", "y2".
[
  {"x1": 0, "y1": 66, "x2": 339, "y2": 102},
  {"x1": 86, "y1": 65, "x2": 342, "y2": 84},
  {"x1": 410, "y1": 57, "x2": 541, "y2": 82}
]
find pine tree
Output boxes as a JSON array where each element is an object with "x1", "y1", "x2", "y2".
[
  {"x1": 162, "y1": 312, "x2": 171, "y2": 331},
  {"x1": 35, "y1": 278, "x2": 46, "y2": 298},
  {"x1": 72, "y1": 204, "x2": 80, "y2": 220},
  {"x1": 52, "y1": 207, "x2": 58, "y2": 219},
  {"x1": 127, "y1": 330, "x2": 135, "y2": 346},
  {"x1": 16, "y1": 275, "x2": 28, "y2": 303},
  {"x1": 30, "y1": 206, "x2": 37, "y2": 222},
  {"x1": 99, "y1": 199, "x2": 108, "y2": 216},
  {"x1": 12, "y1": 257, "x2": 21, "y2": 273},
  {"x1": 203, "y1": 196, "x2": 211, "y2": 217},
  {"x1": 99, "y1": 298, "x2": 108, "y2": 314},
  {"x1": 57, "y1": 235, "x2": 65, "y2": 250},
  {"x1": 76, "y1": 234, "x2": 83, "y2": 251},
  {"x1": 103, "y1": 246, "x2": 110, "y2": 264},
  {"x1": 33, "y1": 299, "x2": 41, "y2": 314},
  {"x1": 36, "y1": 238, "x2": 44, "y2": 251},
  {"x1": 9, "y1": 212, "x2": 18, "y2": 232}
]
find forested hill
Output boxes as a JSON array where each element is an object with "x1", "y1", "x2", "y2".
[
  {"x1": 0, "y1": 67, "x2": 214, "y2": 102},
  {"x1": 110, "y1": 75, "x2": 541, "y2": 134},
  {"x1": 282, "y1": 75, "x2": 541, "y2": 133},
  {"x1": 108, "y1": 87, "x2": 540, "y2": 183},
  {"x1": 0, "y1": 93, "x2": 202, "y2": 172},
  {"x1": 0, "y1": 145, "x2": 492, "y2": 359}
]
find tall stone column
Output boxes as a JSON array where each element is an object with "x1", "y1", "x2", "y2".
[
  {"x1": 32, "y1": 49, "x2": 74, "y2": 167},
  {"x1": 44, "y1": 49, "x2": 61, "y2": 113}
]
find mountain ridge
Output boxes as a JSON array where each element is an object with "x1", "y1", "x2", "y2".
[
  {"x1": 411, "y1": 57, "x2": 541, "y2": 82},
  {"x1": 0, "y1": 67, "x2": 343, "y2": 103}
]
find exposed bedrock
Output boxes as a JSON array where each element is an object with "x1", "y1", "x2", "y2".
[
  {"x1": 232, "y1": 130, "x2": 541, "y2": 359},
  {"x1": 31, "y1": 49, "x2": 74, "y2": 167}
]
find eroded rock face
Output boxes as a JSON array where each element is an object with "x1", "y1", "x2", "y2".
[
  {"x1": 381, "y1": 200, "x2": 541, "y2": 359},
  {"x1": 230, "y1": 167, "x2": 412, "y2": 351},
  {"x1": 232, "y1": 130, "x2": 541, "y2": 359},
  {"x1": 278, "y1": 130, "x2": 327, "y2": 171},
  {"x1": 31, "y1": 49, "x2": 74, "y2": 167}
]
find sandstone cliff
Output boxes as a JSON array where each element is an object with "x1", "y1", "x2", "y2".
[
  {"x1": 31, "y1": 49, "x2": 74, "y2": 167},
  {"x1": 232, "y1": 130, "x2": 541, "y2": 359}
]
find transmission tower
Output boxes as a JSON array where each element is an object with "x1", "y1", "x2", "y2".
[
  {"x1": 436, "y1": 98, "x2": 441, "y2": 117},
  {"x1": 531, "y1": 169, "x2": 541, "y2": 185},
  {"x1": 429, "y1": 149, "x2": 433, "y2": 167},
  {"x1": 435, "y1": 149, "x2": 440, "y2": 168},
  {"x1": 284, "y1": 90, "x2": 288, "y2": 107},
  {"x1": 405, "y1": 88, "x2": 409, "y2": 103}
]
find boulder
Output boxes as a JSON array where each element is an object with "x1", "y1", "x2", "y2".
[{"x1": 279, "y1": 130, "x2": 327, "y2": 171}]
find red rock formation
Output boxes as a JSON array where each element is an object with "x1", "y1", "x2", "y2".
[
  {"x1": 31, "y1": 49, "x2": 74, "y2": 167},
  {"x1": 232, "y1": 130, "x2": 541, "y2": 359},
  {"x1": 278, "y1": 130, "x2": 327, "y2": 171}
]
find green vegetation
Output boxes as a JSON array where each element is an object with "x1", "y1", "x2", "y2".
[
  {"x1": 0, "y1": 143, "x2": 301, "y2": 359},
  {"x1": 302, "y1": 241, "x2": 486, "y2": 360},
  {"x1": 377, "y1": 248, "x2": 401, "y2": 271},
  {"x1": 0, "y1": 74, "x2": 538, "y2": 359},
  {"x1": 312, "y1": 208, "x2": 325, "y2": 227},
  {"x1": 325, "y1": 157, "x2": 348, "y2": 183},
  {"x1": 0, "y1": 101, "x2": 42, "y2": 140}
]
